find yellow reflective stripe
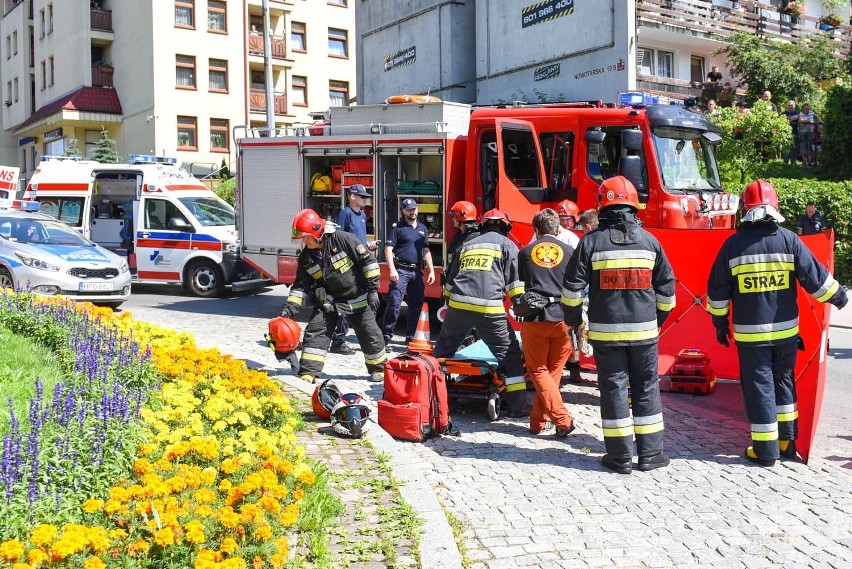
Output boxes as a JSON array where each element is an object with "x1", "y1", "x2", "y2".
[
  {"x1": 365, "y1": 354, "x2": 388, "y2": 365},
  {"x1": 365, "y1": 269, "x2": 380, "y2": 279},
  {"x1": 706, "y1": 302, "x2": 728, "y2": 317},
  {"x1": 506, "y1": 286, "x2": 524, "y2": 299},
  {"x1": 816, "y1": 280, "x2": 839, "y2": 303},
  {"x1": 561, "y1": 295, "x2": 583, "y2": 307},
  {"x1": 287, "y1": 295, "x2": 303, "y2": 306},
  {"x1": 731, "y1": 261, "x2": 795, "y2": 275},
  {"x1": 505, "y1": 382, "x2": 526, "y2": 392},
  {"x1": 588, "y1": 329, "x2": 658, "y2": 342},
  {"x1": 349, "y1": 299, "x2": 368, "y2": 310},
  {"x1": 443, "y1": 288, "x2": 451, "y2": 298},
  {"x1": 656, "y1": 301, "x2": 675, "y2": 312},
  {"x1": 592, "y1": 258, "x2": 655, "y2": 270},
  {"x1": 602, "y1": 426, "x2": 634, "y2": 437},
  {"x1": 448, "y1": 300, "x2": 505, "y2": 314},
  {"x1": 752, "y1": 430, "x2": 778, "y2": 441},
  {"x1": 733, "y1": 326, "x2": 798, "y2": 343},
  {"x1": 460, "y1": 248, "x2": 502, "y2": 258},
  {"x1": 310, "y1": 272, "x2": 322, "y2": 280},
  {"x1": 634, "y1": 422, "x2": 664, "y2": 435},
  {"x1": 777, "y1": 410, "x2": 799, "y2": 422},
  {"x1": 302, "y1": 353, "x2": 326, "y2": 362}
]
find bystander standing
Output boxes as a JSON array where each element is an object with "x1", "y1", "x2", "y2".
[{"x1": 797, "y1": 202, "x2": 825, "y2": 235}]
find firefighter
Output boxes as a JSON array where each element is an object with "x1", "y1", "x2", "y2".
[
  {"x1": 434, "y1": 208, "x2": 527, "y2": 416},
  {"x1": 529, "y1": 199, "x2": 580, "y2": 249},
  {"x1": 446, "y1": 200, "x2": 480, "y2": 268},
  {"x1": 706, "y1": 180, "x2": 847, "y2": 466},
  {"x1": 281, "y1": 209, "x2": 388, "y2": 383},
  {"x1": 562, "y1": 176, "x2": 676, "y2": 473},
  {"x1": 516, "y1": 208, "x2": 576, "y2": 436}
]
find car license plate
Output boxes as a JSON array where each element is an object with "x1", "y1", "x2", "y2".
[{"x1": 79, "y1": 282, "x2": 112, "y2": 292}]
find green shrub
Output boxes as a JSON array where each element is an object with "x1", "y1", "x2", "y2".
[{"x1": 215, "y1": 177, "x2": 236, "y2": 206}]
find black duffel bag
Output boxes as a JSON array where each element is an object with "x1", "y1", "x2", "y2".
[{"x1": 512, "y1": 291, "x2": 558, "y2": 320}]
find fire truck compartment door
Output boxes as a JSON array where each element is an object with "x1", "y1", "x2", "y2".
[
  {"x1": 494, "y1": 119, "x2": 547, "y2": 203},
  {"x1": 238, "y1": 143, "x2": 302, "y2": 257}
]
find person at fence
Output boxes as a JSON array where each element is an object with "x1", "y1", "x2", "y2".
[
  {"x1": 382, "y1": 198, "x2": 436, "y2": 345},
  {"x1": 797, "y1": 202, "x2": 825, "y2": 236},
  {"x1": 516, "y1": 208, "x2": 576, "y2": 436},
  {"x1": 434, "y1": 208, "x2": 527, "y2": 417},
  {"x1": 706, "y1": 180, "x2": 847, "y2": 466},
  {"x1": 797, "y1": 102, "x2": 818, "y2": 166},
  {"x1": 332, "y1": 184, "x2": 380, "y2": 355},
  {"x1": 281, "y1": 208, "x2": 388, "y2": 383},
  {"x1": 529, "y1": 199, "x2": 580, "y2": 249},
  {"x1": 706, "y1": 65, "x2": 723, "y2": 84},
  {"x1": 783, "y1": 101, "x2": 799, "y2": 164},
  {"x1": 562, "y1": 176, "x2": 676, "y2": 474}
]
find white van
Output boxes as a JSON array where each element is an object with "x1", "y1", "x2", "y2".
[{"x1": 27, "y1": 155, "x2": 267, "y2": 297}]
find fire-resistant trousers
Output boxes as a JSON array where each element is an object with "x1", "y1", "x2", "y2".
[
  {"x1": 593, "y1": 342, "x2": 665, "y2": 461},
  {"x1": 299, "y1": 306, "x2": 387, "y2": 378},
  {"x1": 520, "y1": 320, "x2": 574, "y2": 432},
  {"x1": 433, "y1": 309, "x2": 526, "y2": 412},
  {"x1": 736, "y1": 340, "x2": 798, "y2": 461}
]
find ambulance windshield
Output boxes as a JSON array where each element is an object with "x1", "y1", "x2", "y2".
[
  {"x1": 651, "y1": 127, "x2": 721, "y2": 192},
  {"x1": 178, "y1": 195, "x2": 235, "y2": 227}
]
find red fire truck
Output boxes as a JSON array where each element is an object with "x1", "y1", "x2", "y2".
[{"x1": 235, "y1": 95, "x2": 738, "y2": 295}]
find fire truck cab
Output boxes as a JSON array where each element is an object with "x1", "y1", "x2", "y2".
[{"x1": 236, "y1": 95, "x2": 737, "y2": 294}]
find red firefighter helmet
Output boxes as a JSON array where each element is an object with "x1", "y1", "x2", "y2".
[
  {"x1": 481, "y1": 208, "x2": 512, "y2": 232},
  {"x1": 311, "y1": 379, "x2": 343, "y2": 420},
  {"x1": 741, "y1": 179, "x2": 779, "y2": 213},
  {"x1": 267, "y1": 316, "x2": 301, "y2": 353},
  {"x1": 292, "y1": 208, "x2": 326, "y2": 240},
  {"x1": 597, "y1": 176, "x2": 639, "y2": 211},
  {"x1": 556, "y1": 199, "x2": 580, "y2": 221},
  {"x1": 449, "y1": 201, "x2": 477, "y2": 222}
]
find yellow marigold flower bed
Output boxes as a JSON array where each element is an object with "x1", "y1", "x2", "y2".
[{"x1": 0, "y1": 301, "x2": 310, "y2": 568}]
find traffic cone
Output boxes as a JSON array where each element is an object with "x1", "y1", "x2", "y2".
[{"x1": 407, "y1": 302, "x2": 432, "y2": 353}]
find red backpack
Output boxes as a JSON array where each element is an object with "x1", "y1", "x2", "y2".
[{"x1": 377, "y1": 352, "x2": 454, "y2": 442}]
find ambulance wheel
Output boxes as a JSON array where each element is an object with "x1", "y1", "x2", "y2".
[
  {"x1": 487, "y1": 393, "x2": 501, "y2": 421},
  {"x1": 185, "y1": 260, "x2": 225, "y2": 298},
  {"x1": 0, "y1": 267, "x2": 13, "y2": 290}
]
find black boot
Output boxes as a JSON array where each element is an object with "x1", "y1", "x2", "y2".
[
  {"x1": 601, "y1": 454, "x2": 632, "y2": 474},
  {"x1": 637, "y1": 451, "x2": 670, "y2": 472}
]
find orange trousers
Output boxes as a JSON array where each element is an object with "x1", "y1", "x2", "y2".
[{"x1": 520, "y1": 320, "x2": 574, "y2": 432}]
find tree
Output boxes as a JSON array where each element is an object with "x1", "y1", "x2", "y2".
[
  {"x1": 820, "y1": 82, "x2": 852, "y2": 179},
  {"x1": 92, "y1": 129, "x2": 121, "y2": 163},
  {"x1": 710, "y1": 101, "x2": 792, "y2": 184},
  {"x1": 63, "y1": 138, "x2": 83, "y2": 158}
]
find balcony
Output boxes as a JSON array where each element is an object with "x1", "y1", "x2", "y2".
[
  {"x1": 90, "y1": 7, "x2": 112, "y2": 32},
  {"x1": 91, "y1": 65, "x2": 113, "y2": 88},
  {"x1": 248, "y1": 33, "x2": 287, "y2": 59},
  {"x1": 637, "y1": 0, "x2": 852, "y2": 56},
  {"x1": 249, "y1": 89, "x2": 287, "y2": 115}
]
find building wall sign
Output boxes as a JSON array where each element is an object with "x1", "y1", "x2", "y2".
[
  {"x1": 44, "y1": 128, "x2": 63, "y2": 141},
  {"x1": 534, "y1": 63, "x2": 560, "y2": 81},
  {"x1": 384, "y1": 46, "x2": 417, "y2": 72},
  {"x1": 522, "y1": 0, "x2": 574, "y2": 29},
  {"x1": 574, "y1": 58, "x2": 625, "y2": 80}
]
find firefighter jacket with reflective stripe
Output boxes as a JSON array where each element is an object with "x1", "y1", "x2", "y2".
[
  {"x1": 443, "y1": 229, "x2": 523, "y2": 314},
  {"x1": 562, "y1": 225, "x2": 676, "y2": 346},
  {"x1": 285, "y1": 231, "x2": 380, "y2": 313},
  {"x1": 706, "y1": 222, "x2": 845, "y2": 345}
]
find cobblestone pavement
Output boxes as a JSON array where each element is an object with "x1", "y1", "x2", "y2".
[{"x1": 125, "y1": 285, "x2": 852, "y2": 569}]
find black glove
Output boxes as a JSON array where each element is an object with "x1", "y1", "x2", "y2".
[
  {"x1": 830, "y1": 286, "x2": 848, "y2": 310},
  {"x1": 313, "y1": 286, "x2": 326, "y2": 305},
  {"x1": 368, "y1": 291, "x2": 381, "y2": 314},
  {"x1": 715, "y1": 326, "x2": 732, "y2": 347},
  {"x1": 797, "y1": 336, "x2": 805, "y2": 352},
  {"x1": 280, "y1": 304, "x2": 297, "y2": 318}
]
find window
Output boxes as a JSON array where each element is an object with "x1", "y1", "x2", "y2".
[
  {"x1": 5, "y1": 36, "x2": 9, "y2": 60},
  {"x1": 40, "y1": 60, "x2": 45, "y2": 90},
  {"x1": 21, "y1": 149, "x2": 26, "y2": 174},
  {"x1": 291, "y1": 22, "x2": 306, "y2": 52},
  {"x1": 176, "y1": 55, "x2": 196, "y2": 89},
  {"x1": 328, "y1": 28, "x2": 348, "y2": 58},
  {"x1": 690, "y1": 56, "x2": 705, "y2": 84},
  {"x1": 13, "y1": 78, "x2": 18, "y2": 102},
  {"x1": 39, "y1": 10, "x2": 45, "y2": 38},
  {"x1": 6, "y1": 81, "x2": 10, "y2": 103},
  {"x1": 329, "y1": 80, "x2": 348, "y2": 107},
  {"x1": 177, "y1": 116, "x2": 197, "y2": 149},
  {"x1": 208, "y1": 58, "x2": 228, "y2": 92},
  {"x1": 12, "y1": 31, "x2": 17, "y2": 56},
  {"x1": 85, "y1": 130, "x2": 101, "y2": 159},
  {"x1": 144, "y1": 199, "x2": 186, "y2": 231},
  {"x1": 250, "y1": 70, "x2": 264, "y2": 89},
  {"x1": 48, "y1": 4, "x2": 53, "y2": 34},
  {"x1": 328, "y1": 0, "x2": 347, "y2": 6},
  {"x1": 539, "y1": 131, "x2": 575, "y2": 201},
  {"x1": 637, "y1": 47, "x2": 674, "y2": 79},
  {"x1": 208, "y1": 1, "x2": 226, "y2": 32},
  {"x1": 48, "y1": 56, "x2": 54, "y2": 86},
  {"x1": 292, "y1": 75, "x2": 307, "y2": 106},
  {"x1": 210, "y1": 119, "x2": 229, "y2": 152},
  {"x1": 175, "y1": 0, "x2": 194, "y2": 28}
]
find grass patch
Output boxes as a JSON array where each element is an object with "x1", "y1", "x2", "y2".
[
  {"x1": 442, "y1": 502, "x2": 472, "y2": 569},
  {"x1": 0, "y1": 323, "x2": 65, "y2": 430},
  {"x1": 294, "y1": 463, "x2": 344, "y2": 568}
]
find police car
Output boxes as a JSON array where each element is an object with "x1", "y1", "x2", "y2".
[{"x1": 0, "y1": 199, "x2": 131, "y2": 307}]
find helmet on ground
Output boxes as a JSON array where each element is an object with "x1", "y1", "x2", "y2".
[
  {"x1": 330, "y1": 393, "x2": 371, "y2": 438},
  {"x1": 597, "y1": 176, "x2": 639, "y2": 211},
  {"x1": 292, "y1": 208, "x2": 326, "y2": 240},
  {"x1": 556, "y1": 199, "x2": 580, "y2": 221},
  {"x1": 449, "y1": 201, "x2": 477, "y2": 222},
  {"x1": 311, "y1": 379, "x2": 343, "y2": 420},
  {"x1": 481, "y1": 208, "x2": 512, "y2": 232},
  {"x1": 741, "y1": 179, "x2": 778, "y2": 212},
  {"x1": 266, "y1": 316, "x2": 301, "y2": 353}
]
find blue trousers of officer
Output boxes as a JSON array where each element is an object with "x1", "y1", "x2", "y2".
[
  {"x1": 736, "y1": 340, "x2": 798, "y2": 461},
  {"x1": 594, "y1": 342, "x2": 665, "y2": 461},
  {"x1": 381, "y1": 268, "x2": 425, "y2": 340}
]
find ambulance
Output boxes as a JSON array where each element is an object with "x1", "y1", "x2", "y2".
[
  {"x1": 0, "y1": 165, "x2": 21, "y2": 200},
  {"x1": 26, "y1": 155, "x2": 267, "y2": 297}
]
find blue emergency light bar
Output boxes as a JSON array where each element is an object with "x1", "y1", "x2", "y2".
[
  {"x1": 0, "y1": 198, "x2": 41, "y2": 212},
  {"x1": 619, "y1": 92, "x2": 659, "y2": 107},
  {"x1": 129, "y1": 155, "x2": 178, "y2": 165}
]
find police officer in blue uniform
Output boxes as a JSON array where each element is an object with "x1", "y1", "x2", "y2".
[{"x1": 382, "y1": 198, "x2": 435, "y2": 345}]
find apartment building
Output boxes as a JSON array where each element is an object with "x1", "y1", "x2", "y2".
[
  {"x1": 357, "y1": 0, "x2": 850, "y2": 106},
  {"x1": 0, "y1": 0, "x2": 356, "y2": 187}
]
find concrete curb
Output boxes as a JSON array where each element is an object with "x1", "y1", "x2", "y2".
[{"x1": 274, "y1": 373, "x2": 464, "y2": 569}]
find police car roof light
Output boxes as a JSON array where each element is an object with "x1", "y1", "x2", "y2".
[
  {"x1": 0, "y1": 198, "x2": 41, "y2": 212},
  {"x1": 129, "y1": 154, "x2": 178, "y2": 165}
]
